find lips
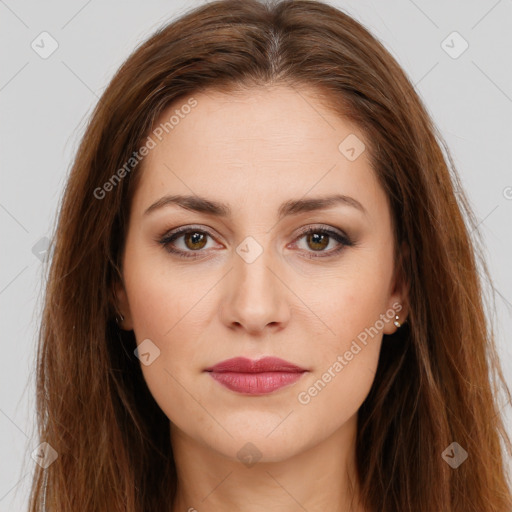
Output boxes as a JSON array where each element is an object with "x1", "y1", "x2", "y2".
[
  {"x1": 205, "y1": 356, "x2": 306, "y2": 373},
  {"x1": 204, "y1": 356, "x2": 308, "y2": 395}
]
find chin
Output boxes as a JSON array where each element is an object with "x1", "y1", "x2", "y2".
[{"x1": 195, "y1": 414, "x2": 316, "y2": 464}]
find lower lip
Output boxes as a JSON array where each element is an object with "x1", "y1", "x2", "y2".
[{"x1": 207, "y1": 371, "x2": 305, "y2": 395}]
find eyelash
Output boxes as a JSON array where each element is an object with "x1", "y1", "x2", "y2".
[{"x1": 157, "y1": 224, "x2": 354, "y2": 260}]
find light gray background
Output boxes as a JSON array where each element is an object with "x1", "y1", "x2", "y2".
[{"x1": 1, "y1": 0, "x2": 511, "y2": 509}]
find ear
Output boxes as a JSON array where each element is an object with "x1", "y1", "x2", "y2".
[
  {"x1": 112, "y1": 277, "x2": 134, "y2": 331},
  {"x1": 382, "y1": 240, "x2": 410, "y2": 335}
]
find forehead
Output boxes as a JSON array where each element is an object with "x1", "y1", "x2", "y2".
[
  {"x1": 157, "y1": 85, "x2": 355, "y2": 156},
  {"x1": 130, "y1": 85, "x2": 385, "y2": 222}
]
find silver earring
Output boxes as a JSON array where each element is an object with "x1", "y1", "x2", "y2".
[
  {"x1": 116, "y1": 313, "x2": 125, "y2": 325},
  {"x1": 393, "y1": 314, "x2": 401, "y2": 328}
]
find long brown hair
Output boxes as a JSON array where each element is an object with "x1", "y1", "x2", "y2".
[{"x1": 27, "y1": 0, "x2": 512, "y2": 510}]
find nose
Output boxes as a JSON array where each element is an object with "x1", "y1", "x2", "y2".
[{"x1": 219, "y1": 243, "x2": 291, "y2": 336}]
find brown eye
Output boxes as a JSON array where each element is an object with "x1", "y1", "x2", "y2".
[
  {"x1": 306, "y1": 232, "x2": 330, "y2": 251},
  {"x1": 292, "y1": 226, "x2": 354, "y2": 259},
  {"x1": 183, "y1": 231, "x2": 208, "y2": 250},
  {"x1": 158, "y1": 226, "x2": 220, "y2": 259}
]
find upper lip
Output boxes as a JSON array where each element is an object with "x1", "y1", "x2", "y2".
[{"x1": 204, "y1": 356, "x2": 307, "y2": 373}]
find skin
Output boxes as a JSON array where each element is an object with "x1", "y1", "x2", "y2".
[{"x1": 115, "y1": 85, "x2": 409, "y2": 512}]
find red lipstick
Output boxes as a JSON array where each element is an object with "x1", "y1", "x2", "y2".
[{"x1": 204, "y1": 356, "x2": 307, "y2": 395}]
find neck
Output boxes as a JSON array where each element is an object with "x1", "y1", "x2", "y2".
[{"x1": 170, "y1": 413, "x2": 366, "y2": 512}]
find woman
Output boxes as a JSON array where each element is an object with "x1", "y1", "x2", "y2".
[{"x1": 28, "y1": 0, "x2": 512, "y2": 511}]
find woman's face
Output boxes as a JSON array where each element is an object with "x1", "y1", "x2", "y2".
[{"x1": 116, "y1": 85, "x2": 407, "y2": 463}]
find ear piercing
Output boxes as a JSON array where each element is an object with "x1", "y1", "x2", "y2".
[
  {"x1": 115, "y1": 313, "x2": 125, "y2": 325},
  {"x1": 393, "y1": 314, "x2": 401, "y2": 328}
]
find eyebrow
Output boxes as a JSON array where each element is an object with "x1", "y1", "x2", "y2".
[{"x1": 143, "y1": 193, "x2": 367, "y2": 219}]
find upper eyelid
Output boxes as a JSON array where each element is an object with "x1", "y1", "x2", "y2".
[
  {"x1": 161, "y1": 224, "x2": 346, "y2": 240},
  {"x1": 161, "y1": 224, "x2": 349, "y2": 250}
]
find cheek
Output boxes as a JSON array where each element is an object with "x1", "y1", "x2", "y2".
[
  {"x1": 309, "y1": 287, "x2": 384, "y2": 393},
  {"x1": 295, "y1": 259, "x2": 392, "y2": 410},
  {"x1": 290, "y1": 281, "x2": 387, "y2": 437},
  {"x1": 126, "y1": 274, "x2": 209, "y2": 375},
  {"x1": 125, "y1": 252, "x2": 212, "y2": 341},
  {"x1": 304, "y1": 264, "x2": 391, "y2": 356},
  {"x1": 122, "y1": 256, "x2": 219, "y2": 426}
]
